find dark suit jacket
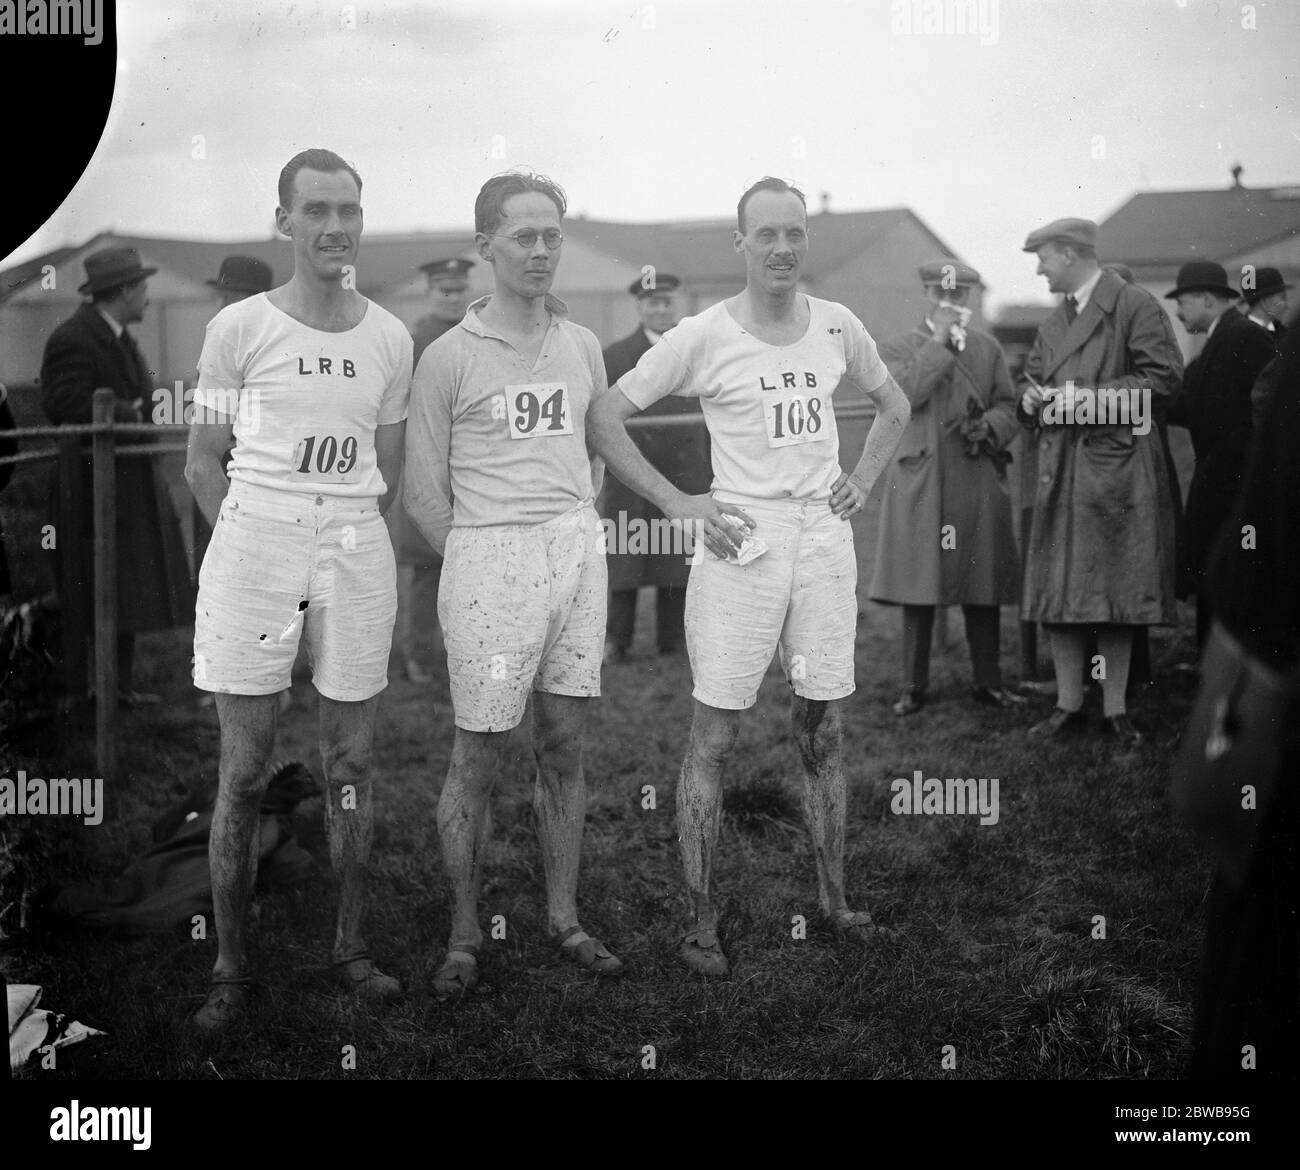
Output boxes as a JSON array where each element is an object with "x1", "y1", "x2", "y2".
[
  {"x1": 40, "y1": 303, "x2": 193, "y2": 630},
  {"x1": 1169, "y1": 309, "x2": 1277, "y2": 583},
  {"x1": 600, "y1": 327, "x2": 710, "y2": 591}
]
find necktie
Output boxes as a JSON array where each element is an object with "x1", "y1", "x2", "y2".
[{"x1": 1064, "y1": 295, "x2": 1078, "y2": 324}]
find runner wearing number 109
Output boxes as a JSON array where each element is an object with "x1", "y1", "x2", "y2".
[
  {"x1": 185, "y1": 149, "x2": 413, "y2": 1030},
  {"x1": 403, "y1": 171, "x2": 623, "y2": 999},
  {"x1": 588, "y1": 177, "x2": 912, "y2": 977}
]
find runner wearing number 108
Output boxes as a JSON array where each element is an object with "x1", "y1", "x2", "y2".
[
  {"x1": 403, "y1": 171, "x2": 624, "y2": 998},
  {"x1": 588, "y1": 177, "x2": 912, "y2": 976},
  {"x1": 185, "y1": 148, "x2": 413, "y2": 1030}
]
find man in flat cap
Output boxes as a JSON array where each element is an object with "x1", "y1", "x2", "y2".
[
  {"x1": 1241, "y1": 265, "x2": 1291, "y2": 339},
  {"x1": 1017, "y1": 218, "x2": 1183, "y2": 745},
  {"x1": 599, "y1": 272, "x2": 710, "y2": 663},
  {"x1": 870, "y1": 260, "x2": 1024, "y2": 714},
  {"x1": 388, "y1": 257, "x2": 476, "y2": 683},
  {"x1": 40, "y1": 245, "x2": 194, "y2": 703},
  {"x1": 1166, "y1": 261, "x2": 1276, "y2": 647}
]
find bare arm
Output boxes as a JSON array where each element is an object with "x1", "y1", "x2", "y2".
[
  {"x1": 403, "y1": 359, "x2": 455, "y2": 556},
  {"x1": 587, "y1": 386, "x2": 749, "y2": 555},
  {"x1": 184, "y1": 417, "x2": 236, "y2": 526},
  {"x1": 829, "y1": 372, "x2": 910, "y2": 516},
  {"x1": 375, "y1": 420, "x2": 405, "y2": 516}
]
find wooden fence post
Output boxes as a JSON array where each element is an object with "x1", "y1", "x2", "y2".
[
  {"x1": 92, "y1": 389, "x2": 116, "y2": 776},
  {"x1": 57, "y1": 435, "x2": 89, "y2": 705}
]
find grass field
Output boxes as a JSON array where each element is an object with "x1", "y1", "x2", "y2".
[{"x1": 2, "y1": 385, "x2": 1211, "y2": 1080}]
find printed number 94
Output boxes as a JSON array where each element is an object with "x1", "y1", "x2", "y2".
[{"x1": 514, "y1": 388, "x2": 567, "y2": 434}]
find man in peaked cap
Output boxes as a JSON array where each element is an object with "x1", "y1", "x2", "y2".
[
  {"x1": 412, "y1": 257, "x2": 475, "y2": 365},
  {"x1": 40, "y1": 245, "x2": 194, "y2": 704},
  {"x1": 870, "y1": 259, "x2": 1025, "y2": 715},
  {"x1": 599, "y1": 272, "x2": 710, "y2": 663},
  {"x1": 1166, "y1": 261, "x2": 1276, "y2": 647},
  {"x1": 208, "y1": 255, "x2": 274, "y2": 310},
  {"x1": 1241, "y1": 265, "x2": 1292, "y2": 339},
  {"x1": 389, "y1": 257, "x2": 475, "y2": 684},
  {"x1": 1016, "y1": 217, "x2": 1183, "y2": 746}
]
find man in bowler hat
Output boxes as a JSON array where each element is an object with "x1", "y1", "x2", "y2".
[
  {"x1": 1167, "y1": 260, "x2": 1277, "y2": 647},
  {"x1": 208, "y1": 254, "x2": 274, "y2": 310},
  {"x1": 40, "y1": 245, "x2": 195, "y2": 703},
  {"x1": 1241, "y1": 265, "x2": 1291, "y2": 339}
]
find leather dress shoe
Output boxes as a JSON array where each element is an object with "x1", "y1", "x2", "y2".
[
  {"x1": 892, "y1": 691, "x2": 926, "y2": 717},
  {"x1": 971, "y1": 686, "x2": 1028, "y2": 707},
  {"x1": 1027, "y1": 707, "x2": 1088, "y2": 738},
  {"x1": 1104, "y1": 714, "x2": 1144, "y2": 745}
]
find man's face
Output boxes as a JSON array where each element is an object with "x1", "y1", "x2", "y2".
[
  {"x1": 1034, "y1": 244, "x2": 1074, "y2": 295},
  {"x1": 1175, "y1": 291, "x2": 1217, "y2": 334},
  {"x1": 119, "y1": 277, "x2": 149, "y2": 324},
  {"x1": 479, "y1": 191, "x2": 562, "y2": 301},
  {"x1": 734, "y1": 191, "x2": 808, "y2": 295},
  {"x1": 637, "y1": 291, "x2": 678, "y2": 335},
  {"x1": 1260, "y1": 290, "x2": 1288, "y2": 322},
  {"x1": 276, "y1": 167, "x2": 363, "y2": 284},
  {"x1": 427, "y1": 277, "x2": 471, "y2": 323},
  {"x1": 925, "y1": 284, "x2": 971, "y2": 311}
]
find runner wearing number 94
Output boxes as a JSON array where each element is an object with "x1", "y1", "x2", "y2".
[
  {"x1": 403, "y1": 171, "x2": 623, "y2": 998},
  {"x1": 185, "y1": 149, "x2": 413, "y2": 1029},
  {"x1": 588, "y1": 177, "x2": 911, "y2": 976}
]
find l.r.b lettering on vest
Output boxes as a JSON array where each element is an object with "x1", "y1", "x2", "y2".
[
  {"x1": 759, "y1": 371, "x2": 818, "y2": 392},
  {"x1": 296, "y1": 356, "x2": 357, "y2": 378}
]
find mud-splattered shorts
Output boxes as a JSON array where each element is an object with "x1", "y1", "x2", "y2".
[
  {"x1": 439, "y1": 502, "x2": 606, "y2": 732},
  {"x1": 193, "y1": 481, "x2": 397, "y2": 701},
  {"x1": 687, "y1": 495, "x2": 857, "y2": 710}
]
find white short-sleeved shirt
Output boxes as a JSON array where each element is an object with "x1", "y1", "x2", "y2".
[
  {"x1": 617, "y1": 296, "x2": 889, "y2": 502},
  {"x1": 194, "y1": 293, "x2": 412, "y2": 499}
]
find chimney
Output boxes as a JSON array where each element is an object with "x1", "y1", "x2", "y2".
[{"x1": 1230, "y1": 163, "x2": 1244, "y2": 189}]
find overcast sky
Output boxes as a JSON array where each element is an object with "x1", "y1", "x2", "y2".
[{"x1": 9, "y1": 0, "x2": 1298, "y2": 311}]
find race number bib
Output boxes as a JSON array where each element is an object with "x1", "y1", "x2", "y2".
[
  {"x1": 765, "y1": 391, "x2": 827, "y2": 449},
  {"x1": 289, "y1": 433, "x2": 361, "y2": 482},
  {"x1": 505, "y1": 382, "x2": 573, "y2": 439}
]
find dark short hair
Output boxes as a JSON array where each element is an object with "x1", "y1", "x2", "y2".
[
  {"x1": 475, "y1": 171, "x2": 567, "y2": 237},
  {"x1": 90, "y1": 276, "x2": 144, "y2": 304},
  {"x1": 278, "y1": 149, "x2": 363, "y2": 211},
  {"x1": 737, "y1": 177, "x2": 807, "y2": 234}
]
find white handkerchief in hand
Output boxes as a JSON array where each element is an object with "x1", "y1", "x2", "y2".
[{"x1": 723, "y1": 514, "x2": 768, "y2": 565}]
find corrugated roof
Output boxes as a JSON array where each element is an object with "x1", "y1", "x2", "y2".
[{"x1": 1098, "y1": 185, "x2": 1300, "y2": 265}]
